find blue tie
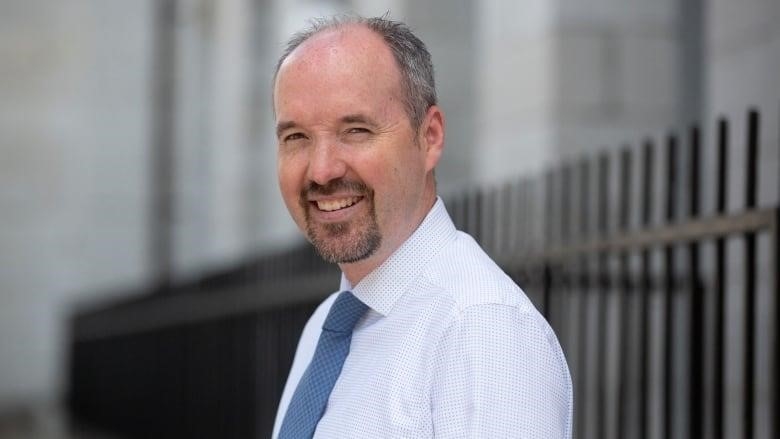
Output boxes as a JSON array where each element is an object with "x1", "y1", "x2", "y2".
[{"x1": 278, "y1": 291, "x2": 369, "y2": 438}]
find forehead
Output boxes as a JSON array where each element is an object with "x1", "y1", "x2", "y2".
[{"x1": 274, "y1": 26, "x2": 404, "y2": 118}]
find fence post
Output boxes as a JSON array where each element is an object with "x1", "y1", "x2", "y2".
[
  {"x1": 639, "y1": 139, "x2": 655, "y2": 439},
  {"x1": 773, "y1": 206, "x2": 780, "y2": 439},
  {"x1": 596, "y1": 153, "x2": 610, "y2": 439},
  {"x1": 743, "y1": 109, "x2": 759, "y2": 439},
  {"x1": 575, "y1": 158, "x2": 591, "y2": 439},
  {"x1": 713, "y1": 117, "x2": 729, "y2": 439},
  {"x1": 663, "y1": 133, "x2": 679, "y2": 439},
  {"x1": 617, "y1": 146, "x2": 633, "y2": 438},
  {"x1": 688, "y1": 125, "x2": 704, "y2": 439},
  {"x1": 774, "y1": 103, "x2": 780, "y2": 439}
]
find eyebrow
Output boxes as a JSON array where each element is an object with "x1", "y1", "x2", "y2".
[{"x1": 341, "y1": 114, "x2": 378, "y2": 126}]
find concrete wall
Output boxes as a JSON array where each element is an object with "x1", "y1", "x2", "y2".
[
  {"x1": 0, "y1": 0, "x2": 154, "y2": 414},
  {"x1": 553, "y1": 0, "x2": 687, "y2": 159},
  {"x1": 474, "y1": 0, "x2": 558, "y2": 182}
]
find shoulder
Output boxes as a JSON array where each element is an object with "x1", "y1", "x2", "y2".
[
  {"x1": 423, "y1": 234, "x2": 573, "y2": 437},
  {"x1": 422, "y1": 230, "x2": 570, "y2": 381},
  {"x1": 423, "y1": 230, "x2": 534, "y2": 313}
]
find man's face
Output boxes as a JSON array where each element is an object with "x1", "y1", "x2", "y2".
[{"x1": 274, "y1": 26, "x2": 438, "y2": 268}]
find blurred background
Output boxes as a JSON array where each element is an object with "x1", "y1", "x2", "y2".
[{"x1": 1, "y1": 0, "x2": 778, "y2": 438}]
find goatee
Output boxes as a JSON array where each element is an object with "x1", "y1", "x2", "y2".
[{"x1": 301, "y1": 179, "x2": 382, "y2": 263}]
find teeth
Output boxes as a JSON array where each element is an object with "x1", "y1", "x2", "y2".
[{"x1": 316, "y1": 196, "x2": 360, "y2": 212}]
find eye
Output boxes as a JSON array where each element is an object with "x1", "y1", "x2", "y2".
[
  {"x1": 346, "y1": 127, "x2": 371, "y2": 135},
  {"x1": 283, "y1": 132, "x2": 306, "y2": 142}
]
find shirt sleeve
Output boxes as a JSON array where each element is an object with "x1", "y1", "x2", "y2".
[{"x1": 430, "y1": 303, "x2": 573, "y2": 438}]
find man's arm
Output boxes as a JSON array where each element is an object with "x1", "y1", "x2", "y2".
[{"x1": 430, "y1": 303, "x2": 573, "y2": 438}]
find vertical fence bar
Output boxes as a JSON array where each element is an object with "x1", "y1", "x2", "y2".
[
  {"x1": 617, "y1": 147, "x2": 633, "y2": 438},
  {"x1": 465, "y1": 190, "x2": 472, "y2": 233},
  {"x1": 743, "y1": 109, "x2": 759, "y2": 439},
  {"x1": 488, "y1": 185, "x2": 497, "y2": 254},
  {"x1": 639, "y1": 140, "x2": 654, "y2": 439},
  {"x1": 545, "y1": 170, "x2": 556, "y2": 248},
  {"x1": 516, "y1": 178, "x2": 532, "y2": 288},
  {"x1": 775, "y1": 103, "x2": 780, "y2": 439},
  {"x1": 519, "y1": 178, "x2": 529, "y2": 258},
  {"x1": 460, "y1": 190, "x2": 469, "y2": 231},
  {"x1": 774, "y1": 208, "x2": 780, "y2": 439},
  {"x1": 515, "y1": 178, "x2": 528, "y2": 258},
  {"x1": 480, "y1": 187, "x2": 488, "y2": 250},
  {"x1": 514, "y1": 179, "x2": 525, "y2": 259},
  {"x1": 561, "y1": 165, "x2": 572, "y2": 245},
  {"x1": 452, "y1": 193, "x2": 462, "y2": 232},
  {"x1": 664, "y1": 133, "x2": 679, "y2": 439},
  {"x1": 504, "y1": 181, "x2": 515, "y2": 257},
  {"x1": 465, "y1": 190, "x2": 472, "y2": 238},
  {"x1": 459, "y1": 191, "x2": 469, "y2": 231},
  {"x1": 596, "y1": 153, "x2": 610, "y2": 439},
  {"x1": 576, "y1": 158, "x2": 591, "y2": 439},
  {"x1": 458, "y1": 190, "x2": 474, "y2": 233},
  {"x1": 525, "y1": 178, "x2": 534, "y2": 259},
  {"x1": 554, "y1": 166, "x2": 566, "y2": 334},
  {"x1": 713, "y1": 118, "x2": 728, "y2": 439},
  {"x1": 500, "y1": 182, "x2": 512, "y2": 257},
  {"x1": 542, "y1": 261, "x2": 552, "y2": 319},
  {"x1": 484, "y1": 186, "x2": 495, "y2": 255},
  {"x1": 560, "y1": 165, "x2": 573, "y2": 349},
  {"x1": 688, "y1": 125, "x2": 704, "y2": 439},
  {"x1": 467, "y1": 189, "x2": 477, "y2": 243},
  {"x1": 448, "y1": 195, "x2": 458, "y2": 230},
  {"x1": 769, "y1": 203, "x2": 780, "y2": 439},
  {"x1": 474, "y1": 188, "x2": 484, "y2": 246},
  {"x1": 491, "y1": 185, "x2": 501, "y2": 255},
  {"x1": 543, "y1": 170, "x2": 556, "y2": 319},
  {"x1": 458, "y1": 193, "x2": 467, "y2": 230},
  {"x1": 462, "y1": 191, "x2": 471, "y2": 237}
]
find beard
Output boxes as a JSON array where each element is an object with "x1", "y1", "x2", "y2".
[{"x1": 300, "y1": 179, "x2": 382, "y2": 264}]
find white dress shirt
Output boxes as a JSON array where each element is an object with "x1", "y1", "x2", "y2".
[{"x1": 273, "y1": 198, "x2": 573, "y2": 438}]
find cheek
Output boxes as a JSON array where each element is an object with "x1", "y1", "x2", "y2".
[
  {"x1": 394, "y1": 150, "x2": 427, "y2": 185},
  {"x1": 277, "y1": 157, "x2": 305, "y2": 210},
  {"x1": 373, "y1": 158, "x2": 419, "y2": 206}
]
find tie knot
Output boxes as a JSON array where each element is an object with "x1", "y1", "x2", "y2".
[{"x1": 322, "y1": 291, "x2": 369, "y2": 333}]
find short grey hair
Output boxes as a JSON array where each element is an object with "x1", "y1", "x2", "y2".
[{"x1": 274, "y1": 14, "x2": 437, "y2": 130}]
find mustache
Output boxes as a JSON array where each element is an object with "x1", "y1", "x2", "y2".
[{"x1": 301, "y1": 179, "x2": 370, "y2": 198}]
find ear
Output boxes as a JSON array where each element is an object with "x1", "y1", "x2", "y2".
[{"x1": 419, "y1": 105, "x2": 445, "y2": 172}]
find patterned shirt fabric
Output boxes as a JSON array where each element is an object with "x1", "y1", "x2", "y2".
[{"x1": 272, "y1": 198, "x2": 573, "y2": 438}]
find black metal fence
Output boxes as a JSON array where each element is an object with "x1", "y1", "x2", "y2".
[
  {"x1": 69, "y1": 107, "x2": 779, "y2": 438},
  {"x1": 69, "y1": 260, "x2": 335, "y2": 438}
]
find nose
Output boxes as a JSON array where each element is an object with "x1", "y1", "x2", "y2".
[{"x1": 307, "y1": 140, "x2": 347, "y2": 185}]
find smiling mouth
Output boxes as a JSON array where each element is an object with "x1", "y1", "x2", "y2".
[{"x1": 314, "y1": 196, "x2": 363, "y2": 212}]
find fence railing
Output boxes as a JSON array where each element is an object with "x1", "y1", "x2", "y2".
[{"x1": 69, "y1": 107, "x2": 779, "y2": 439}]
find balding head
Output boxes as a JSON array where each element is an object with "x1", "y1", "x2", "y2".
[{"x1": 273, "y1": 15, "x2": 437, "y2": 131}]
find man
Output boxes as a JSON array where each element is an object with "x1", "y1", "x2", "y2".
[{"x1": 272, "y1": 15, "x2": 572, "y2": 438}]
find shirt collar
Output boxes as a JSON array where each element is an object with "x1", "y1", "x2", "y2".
[{"x1": 339, "y1": 197, "x2": 457, "y2": 317}]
